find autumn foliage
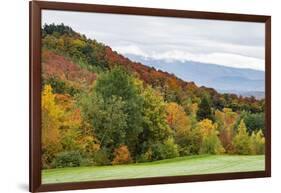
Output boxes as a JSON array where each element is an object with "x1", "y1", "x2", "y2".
[
  {"x1": 41, "y1": 24, "x2": 265, "y2": 169},
  {"x1": 112, "y1": 145, "x2": 132, "y2": 165}
]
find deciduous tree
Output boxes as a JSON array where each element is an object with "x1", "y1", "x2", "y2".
[
  {"x1": 196, "y1": 119, "x2": 224, "y2": 154},
  {"x1": 41, "y1": 85, "x2": 64, "y2": 168},
  {"x1": 94, "y1": 67, "x2": 144, "y2": 155}
]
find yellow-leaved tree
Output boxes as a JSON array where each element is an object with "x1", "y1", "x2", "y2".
[
  {"x1": 166, "y1": 102, "x2": 193, "y2": 155},
  {"x1": 41, "y1": 84, "x2": 64, "y2": 168},
  {"x1": 196, "y1": 119, "x2": 225, "y2": 154}
]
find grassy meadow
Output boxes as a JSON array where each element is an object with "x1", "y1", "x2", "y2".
[{"x1": 42, "y1": 155, "x2": 265, "y2": 184}]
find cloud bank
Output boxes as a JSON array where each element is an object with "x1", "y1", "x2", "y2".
[{"x1": 42, "y1": 10, "x2": 265, "y2": 71}]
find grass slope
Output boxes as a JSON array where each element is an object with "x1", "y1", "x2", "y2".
[{"x1": 42, "y1": 155, "x2": 265, "y2": 184}]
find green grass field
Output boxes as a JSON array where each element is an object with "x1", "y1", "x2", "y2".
[{"x1": 42, "y1": 155, "x2": 265, "y2": 184}]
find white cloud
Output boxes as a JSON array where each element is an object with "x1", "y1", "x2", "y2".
[
  {"x1": 114, "y1": 45, "x2": 149, "y2": 58},
  {"x1": 42, "y1": 10, "x2": 265, "y2": 71},
  {"x1": 113, "y1": 45, "x2": 265, "y2": 71}
]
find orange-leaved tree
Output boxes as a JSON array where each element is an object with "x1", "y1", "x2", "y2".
[
  {"x1": 215, "y1": 108, "x2": 238, "y2": 153},
  {"x1": 112, "y1": 145, "x2": 132, "y2": 165}
]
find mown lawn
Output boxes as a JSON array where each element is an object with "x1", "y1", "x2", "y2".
[{"x1": 42, "y1": 154, "x2": 265, "y2": 184}]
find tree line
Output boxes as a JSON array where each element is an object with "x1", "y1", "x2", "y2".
[{"x1": 42, "y1": 66, "x2": 264, "y2": 169}]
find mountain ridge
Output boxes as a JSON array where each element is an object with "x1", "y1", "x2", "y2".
[{"x1": 125, "y1": 54, "x2": 264, "y2": 97}]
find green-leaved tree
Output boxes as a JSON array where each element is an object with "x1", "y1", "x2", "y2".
[{"x1": 233, "y1": 119, "x2": 251, "y2": 154}]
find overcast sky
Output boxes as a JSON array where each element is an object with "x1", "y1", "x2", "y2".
[{"x1": 42, "y1": 10, "x2": 265, "y2": 71}]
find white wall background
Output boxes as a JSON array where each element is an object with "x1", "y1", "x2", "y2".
[{"x1": 0, "y1": 0, "x2": 280, "y2": 192}]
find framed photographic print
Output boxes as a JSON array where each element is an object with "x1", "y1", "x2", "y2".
[{"x1": 30, "y1": 1, "x2": 271, "y2": 192}]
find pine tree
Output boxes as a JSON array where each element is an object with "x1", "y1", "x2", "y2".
[
  {"x1": 233, "y1": 119, "x2": 251, "y2": 154},
  {"x1": 197, "y1": 95, "x2": 212, "y2": 121}
]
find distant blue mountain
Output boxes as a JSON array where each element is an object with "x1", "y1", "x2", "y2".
[{"x1": 126, "y1": 54, "x2": 265, "y2": 98}]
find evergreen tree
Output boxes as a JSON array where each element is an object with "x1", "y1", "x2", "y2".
[
  {"x1": 250, "y1": 129, "x2": 265, "y2": 155},
  {"x1": 197, "y1": 95, "x2": 212, "y2": 121},
  {"x1": 233, "y1": 119, "x2": 251, "y2": 154}
]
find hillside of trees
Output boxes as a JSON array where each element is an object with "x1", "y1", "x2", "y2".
[{"x1": 41, "y1": 23, "x2": 265, "y2": 169}]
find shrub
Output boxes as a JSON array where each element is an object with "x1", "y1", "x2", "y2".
[
  {"x1": 112, "y1": 145, "x2": 132, "y2": 165},
  {"x1": 80, "y1": 158, "x2": 95, "y2": 166},
  {"x1": 93, "y1": 149, "x2": 110, "y2": 166},
  {"x1": 178, "y1": 145, "x2": 191, "y2": 156},
  {"x1": 200, "y1": 129, "x2": 225, "y2": 154},
  {"x1": 150, "y1": 138, "x2": 179, "y2": 161},
  {"x1": 150, "y1": 143, "x2": 165, "y2": 161},
  {"x1": 163, "y1": 138, "x2": 180, "y2": 158},
  {"x1": 52, "y1": 151, "x2": 82, "y2": 168},
  {"x1": 137, "y1": 149, "x2": 153, "y2": 163}
]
